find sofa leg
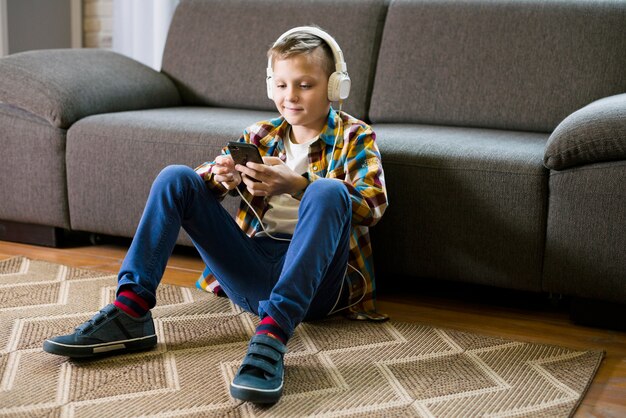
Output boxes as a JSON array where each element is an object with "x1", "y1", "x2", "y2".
[
  {"x1": 0, "y1": 220, "x2": 92, "y2": 248},
  {"x1": 570, "y1": 297, "x2": 626, "y2": 331}
]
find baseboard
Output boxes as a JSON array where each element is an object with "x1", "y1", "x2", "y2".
[{"x1": 570, "y1": 297, "x2": 626, "y2": 331}]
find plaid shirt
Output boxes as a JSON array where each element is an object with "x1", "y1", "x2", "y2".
[{"x1": 194, "y1": 107, "x2": 388, "y2": 320}]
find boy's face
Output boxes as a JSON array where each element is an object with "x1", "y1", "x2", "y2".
[{"x1": 271, "y1": 50, "x2": 331, "y2": 142}]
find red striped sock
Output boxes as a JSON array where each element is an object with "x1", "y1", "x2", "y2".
[
  {"x1": 255, "y1": 316, "x2": 288, "y2": 344},
  {"x1": 114, "y1": 288, "x2": 150, "y2": 318}
]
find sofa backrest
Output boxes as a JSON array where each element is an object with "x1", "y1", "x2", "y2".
[
  {"x1": 160, "y1": 0, "x2": 388, "y2": 121},
  {"x1": 369, "y1": 0, "x2": 626, "y2": 132}
]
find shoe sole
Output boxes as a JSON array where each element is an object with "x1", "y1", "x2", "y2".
[
  {"x1": 43, "y1": 335, "x2": 157, "y2": 358},
  {"x1": 229, "y1": 381, "x2": 283, "y2": 404}
]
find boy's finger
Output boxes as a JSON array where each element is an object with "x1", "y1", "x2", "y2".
[
  {"x1": 215, "y1": 155, "x2": 234, "y2": 165},
  {"x1": 212, "y1": 165, "x2": 233, "y2": 175},
  {"x1": 237, "y1": 165, "x2": 262, "y2": 182},
  {"x1": 236, "y1": 163, "x2": 259, "y2": 175},
  {"x1": 262, "y1": 156, "x2": 282, "y2": 166},
  {"x1": 245, "y1": 161, "x2": 269, "y2": 171},
  {"x1": 235, "y1": 164, "x2": 249, "y2": 174},
  {"x1": 241, "y1": 174, "x2": 265, "y2": 191}
]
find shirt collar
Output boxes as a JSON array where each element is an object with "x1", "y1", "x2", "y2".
[{"x1": 259, "y1": 107, "x2": 344, "y2": 149}]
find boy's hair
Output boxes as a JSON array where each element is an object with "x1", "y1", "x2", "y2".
[{"x1": 267, "y1": 27, "x2": 335, "y2": 78}]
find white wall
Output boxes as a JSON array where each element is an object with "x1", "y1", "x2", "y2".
[{"x1": 112, "y1": 0, "x2": 178, "y2": 70}]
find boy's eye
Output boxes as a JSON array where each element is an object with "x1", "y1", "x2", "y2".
[
  {"x1": 300, "y1": 84, "x2": 311, "y2": 89},
  {"x1": 276, "y1": 84, "x2": 286, "y2": 89}
]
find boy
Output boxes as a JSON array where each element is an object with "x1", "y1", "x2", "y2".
[{"x1": 43, "y1": 26, "x2": 388, "y2": 404}]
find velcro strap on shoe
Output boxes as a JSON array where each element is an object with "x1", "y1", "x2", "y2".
[
  {"x1": 250, "y1": 334, "x2": 287, "y2": 354},
  {"x1": 241, "y1": 356, "x2": 278, "y2": 376},
  {"x1": 248, "y1": 343, "x2": 282, "y2": 362}
]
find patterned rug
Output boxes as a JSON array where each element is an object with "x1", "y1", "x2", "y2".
[{"x1": 0, "y1": 257, "x2": 603, "y2": 417}]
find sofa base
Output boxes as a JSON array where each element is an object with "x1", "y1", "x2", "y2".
[
  {"x1": 0, "y1": 220, "x2": 93, "y2": 248},
  {"x1": 570, "y1": 297, "x2": 626, "y2": 332}
]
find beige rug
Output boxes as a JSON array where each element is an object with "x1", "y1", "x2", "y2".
[{"x1": 0, "y1": 257, "x2": 603, "y2": 417}]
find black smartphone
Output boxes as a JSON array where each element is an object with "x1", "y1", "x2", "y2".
[
  {"x1": 227, "y1": 141, "x2": 264, "y2": 166},
  {"x1": 227, "y1": 141, "x2": 264, "y2": 182}
]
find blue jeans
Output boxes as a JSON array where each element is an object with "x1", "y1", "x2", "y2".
[{"x1": 117, "y1": 165, "x2": 351, "y2": 338}]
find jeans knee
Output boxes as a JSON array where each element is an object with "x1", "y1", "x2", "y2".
[
  {"x1": 152, "y1": 165, "x2": 200, "y2": 194},
  {"x1": 158, "y1": 164, "x2": 196, "y2": 181},
  {"x1": 155, "y1": 165, "x2": 196, "y2": 185},
  {"x1": 302, "y1": 179, "x2": 350, "y2": 210}
]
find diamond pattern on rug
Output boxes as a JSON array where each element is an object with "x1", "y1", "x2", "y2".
[
  {"x1": 0, "y1": 352, "x2": 8, "y2": 386},
  {"x1": 63, "y1": 266, "x2": 111, "y2": 281},
  {"x1": 297, "y1": 316, "x2": 405, "y2": 352},
  {"x1": 0, "y1": 257, "x2": 604, "y2": 417},
  {"x1": 284, "y1": 353, "x2": 346, "y2": 397},
  {"x1": 0, "y1": 281, "x2": 64, "y2": 309},
  {"x1": 539, "y1": 350, "x2": 605, "y2": 394},
  {"x1": 159, "y1": 314, "x2": 252, "y2": 350},
  {"x1": 9, "y1": 315, "x2": 92, "y2": 351},
  {"x1": 0, "y1": 256, "x2": 26, "y2": 275},
  {"x1": 61, "y1": 353, "x2": 175, "y2": 402},
  {"x1": 386, "y1": 353, "x2": 499, "y2": 400},
  {"x1": 444, "y1": 328, "x2": 514, "y2": 350}
]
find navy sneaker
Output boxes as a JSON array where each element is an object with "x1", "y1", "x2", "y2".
[
  {"x1": 230, "y1": 334, "x2": 287, "y2": 404},
  {"x1": 43, "y1": 304, "x2": 157, "y2": 358}
]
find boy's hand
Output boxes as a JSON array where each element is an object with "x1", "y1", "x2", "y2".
[
  {"x1": 212, "y1": 155, "x2": 242, "y2": 190},
  {"x1": 237, "y1": 156, "x2": 308, "y2": 197}
]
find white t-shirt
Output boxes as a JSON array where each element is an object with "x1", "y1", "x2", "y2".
[{"x1": 259, "y1": 128, "x2": 317, "y2": 237}]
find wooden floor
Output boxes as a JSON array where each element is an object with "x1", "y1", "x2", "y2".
[{"x1": 1, "y1": 238, "x2": 624, "y2": 417}]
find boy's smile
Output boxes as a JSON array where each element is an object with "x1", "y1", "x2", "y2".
[{"x1": 271, "y1": 51, "x2": 331, "y2": 144}]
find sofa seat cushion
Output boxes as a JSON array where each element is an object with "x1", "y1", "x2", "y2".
[
  {"x1": 371, "y1": 124, "x2": 549, "y2": 291},
  {"x1": 66, "y1": 107, "x2": 275, "y2": 242}
]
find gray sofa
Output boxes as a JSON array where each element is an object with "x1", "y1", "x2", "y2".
[{"x1": 1, "y1": 0, "x2": 625, "y2": 314}]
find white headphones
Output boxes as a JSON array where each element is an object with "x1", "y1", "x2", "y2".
[{"x1": 266, "y1": 26, "x2": 351, "y2": 102}]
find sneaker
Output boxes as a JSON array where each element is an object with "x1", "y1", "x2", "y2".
[
  {"x1": 230, "y1": 334, "x2": 287, "y2": 404},
  {"x1": 43, "y1": 304, "x2": 157, "y2": 358}
]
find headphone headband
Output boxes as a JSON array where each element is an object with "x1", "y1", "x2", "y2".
[
  {"x1": 269, "y1": 26, "x2": 347, "y2": 73},
  {"x1": 266, "y1": 26, "x2": 351, "y2": 102}
]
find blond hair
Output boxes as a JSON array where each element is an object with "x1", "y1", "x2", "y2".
[{"x1": 267, "y1": 28, "x2": 335, "y2": 77}]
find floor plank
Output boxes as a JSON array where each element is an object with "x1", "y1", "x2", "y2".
[{"x1": 1, "y1": 239, "x2": 624, "y2": 416}]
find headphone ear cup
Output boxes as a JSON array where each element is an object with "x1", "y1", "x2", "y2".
[
  {"x1": 266, "y1": 74, "x2": 273, "y2": 100},
  {"x1": 328, "y1": 72, "x2": 351, "y2": 102}
]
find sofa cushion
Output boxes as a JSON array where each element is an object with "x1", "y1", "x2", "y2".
[
  {"x1": 0, "y1": 49, "x2": 181, "y2": 129},
  {"x1": 161, "y1": 0, "x2": 387, "y2": 121},
  {"x1": 369, "y1": 0, "x2": 626, "y2": 132},
  {"x1": 371, "y1": 124, "x2": 549, "y2": 291},
  {"x1": 544, "y1": 94, "x2": 626, "y2": 170},
  {"x1": 66, "y1": 107, "x2": 274, "y2": 242}
]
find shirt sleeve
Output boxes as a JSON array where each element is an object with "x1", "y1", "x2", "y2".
[
  {"x1": 193, "y1": 137, "x2": 240, "y2": 199},
  {"x1": 340, "y1": 127, "x2": 388, "y2": 227}
]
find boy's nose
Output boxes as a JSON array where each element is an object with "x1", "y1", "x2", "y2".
[{"x1": 286, "y1": 86, "x2": 298, "y2": 102}]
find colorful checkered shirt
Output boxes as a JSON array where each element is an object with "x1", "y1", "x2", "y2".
[{"x1": 194, "y1": 107, "x2": 388, "y2": 320}]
